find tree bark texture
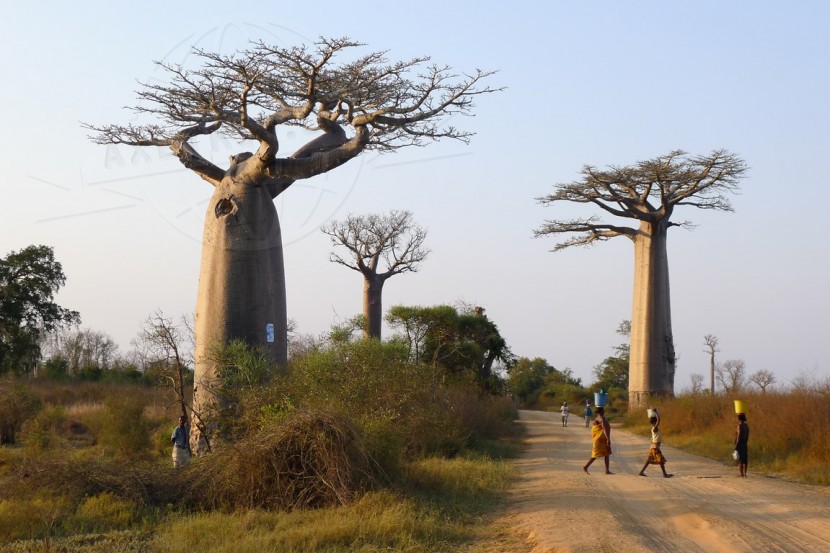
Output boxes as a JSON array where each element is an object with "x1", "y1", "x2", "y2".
[
  {"x1": 628, "y1": 220, "x2": 675, "y2": 411},
  {"x1": 363, "y1": 275, "x2": 384, "y2": 339},
  {"x1": 191, "y1": 174, "x2": 287, "y2": 451}
]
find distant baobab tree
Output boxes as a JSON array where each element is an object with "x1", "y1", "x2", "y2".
[
  {"x1": 535, "y1": 150, "x2": 747, "y2": 411},
  {"x1": 85, "y1": 37, "x2": 498, "y2": 449},
  {"x1": 322, "y1": 210, "x2": 429, "y2": 339},
  {"x1": 703, "y1": 334, "x2": 720, "y2": 395},
  {"x1": 749, "y1": 369, "x2": 776, "y2": 393}
]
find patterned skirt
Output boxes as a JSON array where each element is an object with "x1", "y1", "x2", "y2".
[{"x1": 647, "y1": 446, "x2": 666, "y2": 465}]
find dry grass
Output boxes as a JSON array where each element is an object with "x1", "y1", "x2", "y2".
[{"x1": 625, "y1": 388, "x2": 830, "y2": 484}]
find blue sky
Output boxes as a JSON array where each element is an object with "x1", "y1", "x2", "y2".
[{"x1": 2, "y1": 1, "x2": 828, "y2": 389}]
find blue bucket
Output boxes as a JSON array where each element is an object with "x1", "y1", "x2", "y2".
[{"x1": 594, "y1": 392, "x2": 608, "y2": 407}]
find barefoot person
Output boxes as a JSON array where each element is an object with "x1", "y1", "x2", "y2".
[
  {"x1": 639, "y1": 411, "x2": 673, "y2": 478},
  {"x1": 735, "y1": 413, "x2": 750, "y2": 477},
  {"x1": 559, "y1": 401, "x2": 569, "y2": 427},
  {"x1": 583, "y1": 406, "x2": 612, "y2": 474}
]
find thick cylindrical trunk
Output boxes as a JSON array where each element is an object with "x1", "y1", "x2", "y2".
[
  {"x1": 628, "y1": 220, "x2": 675, "y2": 412},
  {"x1": 363, "y1": 275, "x2": 384, "y2": 339},
  {"x1": 191, "y1": 177, "x2": 287, "y2": 451}
]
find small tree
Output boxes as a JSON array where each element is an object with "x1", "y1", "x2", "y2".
[
  {"x1": 534, "y1": 151, "x2": 747, "y2": 411},
  {"x1": 689, "y1": 373, "x2": 705, "y2": 395},
  {"x1": 133, "y1": 311, "x2": 193, "y2": 425},
  {"x1": 703, "y1": 335, "x2": 719, "y2": 395},
  {"x1": 715, "y1": 359, "x2": 746, "y2": 394},
  {"x1": 322, "y1": 210, "x2": 429, "y2": 339},
  {"x1": 749, "y1": 369, "x2": 776, "y2": 393},
  {"x1": 0, "y1": 245, "x2": 79, "y2": 375}
]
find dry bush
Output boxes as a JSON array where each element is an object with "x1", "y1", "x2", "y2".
[
  {"x1": 176, "y1": 409, "x2": 378, "y2": 511},
  {"x1": 443, "y1": 387, "x2": 518, "y2": 446},
  {"x1": 5, "y1": 454, "x2": 167, "y2": 506}
]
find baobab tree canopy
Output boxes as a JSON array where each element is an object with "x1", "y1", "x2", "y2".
[
  {"x1": 85, "y1": 37, "x2": 497, "y2": 450},
  {"x1": 535, "y1": 150, "x2": 747, "y2": 410}
]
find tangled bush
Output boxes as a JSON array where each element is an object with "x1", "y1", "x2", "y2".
[{"x1": 176, "y1": 409, "x2": 378, "y2": 511}]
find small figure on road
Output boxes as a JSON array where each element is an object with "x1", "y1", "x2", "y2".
[
  {"x1": 171, "y1": 414, "x2": 192, "y2": 468},
  {"x1": 584, "y1": 403, "x2": 593, "y2": 428},
  {"x1": 639, "y1": 412, "x2": 673, "y2": 478},
  {"x1": 559, "y1": 401, "x2": 569, "y2": 427},
  {"x1": 583, "y1": 406, "x2": 612, "y2": 474},
  {"x1": 735, "y1": 413, "x2": 749, "y2": 477}
]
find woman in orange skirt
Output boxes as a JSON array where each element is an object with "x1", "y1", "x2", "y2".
[{"x1": 583, "y1": 406, "x2": 612, "y2": 474}]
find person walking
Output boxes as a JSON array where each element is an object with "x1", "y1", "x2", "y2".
[
  {"x1": 171, "y1": 414, "x2": 192, "y2": 468},
  {"x1": 584, "y1": 402, "x2": 593, "y2": 428},
  {"x1": 583, "y1": 406, "x2": 612, "y2": 474},
  {"x1": 735, "y1": 413, "x2": 750, "y2": 477},
  {"x1": 559, "y1": 401, "x2": 570, "y2": 427},
  {"x1": 638, "y1": 411, "x2": 673, "y2": 478}
]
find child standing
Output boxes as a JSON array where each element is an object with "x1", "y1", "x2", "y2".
[{"x1": 639, "y1": 411, "x2": 673, "y2": 478}]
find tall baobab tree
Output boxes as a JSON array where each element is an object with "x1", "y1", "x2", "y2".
[
  {"x1": 703, "y1": 334, "x2": 720, "y2": 395},
  {"x1": 85, "y1": 38, "x2": 497, "y2": 449},
  {"x1": 322, "y1": 210, "x2": 429, "y2": 339},
  {"x1": 534, "y1": 150, "x2": 747, "y2": 411}
]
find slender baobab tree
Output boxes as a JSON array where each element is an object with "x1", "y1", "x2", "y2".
[
  {"x1": 85, "y1": 38, "x2": 498, "y2": 449},
  {"x1": 322, "y1": 210, "x2": 429, "y2": 339},
  {"x1": 703, "y1": 334, "x2": 720, "y2": 395},
  {"x1": 534, "y1": 150, "x2": 747, "y2": 411}
]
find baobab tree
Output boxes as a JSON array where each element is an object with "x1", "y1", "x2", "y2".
[
  {"x1": 322, "y1": 210, "x2": 429, "y2": 339},
  {"x1": 716, "y1": 359, "x2": 746, "y2": 394},
  {"x1": 749, "y1": 369, "x2": 776, "y2": 393},
  {"x1": 703, "y1": 334, "x2": 720, "y2": 395},
  {"x1": 85, "y1": 37, "x2": 497, "y2": 449},
  {"x1": 534, "y1": 150, "x2": 747, "y2": 411}
]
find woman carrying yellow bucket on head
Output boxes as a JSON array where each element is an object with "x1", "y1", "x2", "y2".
[{"x1": 733, "y1": 400, "x2": 749, "y2": 477}]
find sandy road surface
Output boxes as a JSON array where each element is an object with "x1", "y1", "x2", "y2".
[{"x1": 492, "y1": 410, "x2": 830, "y2": 553}]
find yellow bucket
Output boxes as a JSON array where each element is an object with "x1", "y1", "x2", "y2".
[{"x1": 734, "y1": 400, "x2": 747, "y2": 414}]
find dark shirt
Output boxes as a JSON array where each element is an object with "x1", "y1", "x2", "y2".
[
  {"x1": 736, "y1": 422, "x2": 749, "y2": 446},
  {"x1": 172, "y1": 425, "x2": 189, "y2": 449}
]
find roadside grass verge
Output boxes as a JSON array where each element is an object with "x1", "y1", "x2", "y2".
[
  {"x1": 622, "y1": 387, "x2": 830, "y2": 485},
  {"x1": 1, "y1": 453, "x2": 516, "y2": 553}
]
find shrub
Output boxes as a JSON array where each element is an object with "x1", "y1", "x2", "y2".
[
  {"x1": 63, "y1": 492, "x2": 138, "y2": 533},
  {"x1": 90, "y1": 395, "x2": 151, "y2": 459},
  {"x1": 0, "y1": 379, "x2": 41, "y2": 444},
  {"x1": 23, "y1": 405, "x2": 67, "y2": 454},
  {"x1": 176, "y1": 409, "x2": 377, "y2": 510}
]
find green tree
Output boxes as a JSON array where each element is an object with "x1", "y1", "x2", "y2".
[
  {"x1": 535, "y1": 151, "x2": 747, "y2": 410},
  {"x1": 507, "y1": 357, "x2": 556, "y2": 404},
  {"x1": 592, "y1": 320, "x2": 631, "y2": 391},
  {"x1": 0, "y1": 245, "x2": 79, "y2": 374},
  {"x1": 386, "y1": 304, "x2": 511, "y2": 392}
]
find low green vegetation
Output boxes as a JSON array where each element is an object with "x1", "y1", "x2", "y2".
[{"x1": 0, "y1": 335, "x2": 520, "y2": 552}]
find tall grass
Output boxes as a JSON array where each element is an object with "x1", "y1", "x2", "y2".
[{"x1": 625, "y1": 387, "x2": 830, "y2": 484}]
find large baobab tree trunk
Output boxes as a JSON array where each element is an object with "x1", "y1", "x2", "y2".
[
  {"x1": 363, "y1": 275, "x2": 385, "y2": 339},
  {"x1": 628, "y1": 220, "x2": 675, "y2": 411},
  {"x1": 191, "y1": 176, "x2": 287, "y2": 451}
]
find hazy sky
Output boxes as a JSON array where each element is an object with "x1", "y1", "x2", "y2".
[{"x1": 2, "y1": 1, "x2": 828, "y2": 389}]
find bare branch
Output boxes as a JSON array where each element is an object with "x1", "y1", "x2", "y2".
[{"x1": 535, "y1": 150, "x2": 747, "y2": 252}]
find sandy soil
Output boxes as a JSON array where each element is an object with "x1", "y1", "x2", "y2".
[{"x1": 487, "y1": 409, "x2": 830, "y2": 553}]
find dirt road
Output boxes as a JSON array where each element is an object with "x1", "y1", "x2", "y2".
[{"x1": 491, "y1": 410, "x2": 830, "y2": 553}]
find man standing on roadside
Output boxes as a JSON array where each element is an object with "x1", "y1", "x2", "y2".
[{"x1": 171, "y1": 414, "x2": 191, "y2": 468}]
